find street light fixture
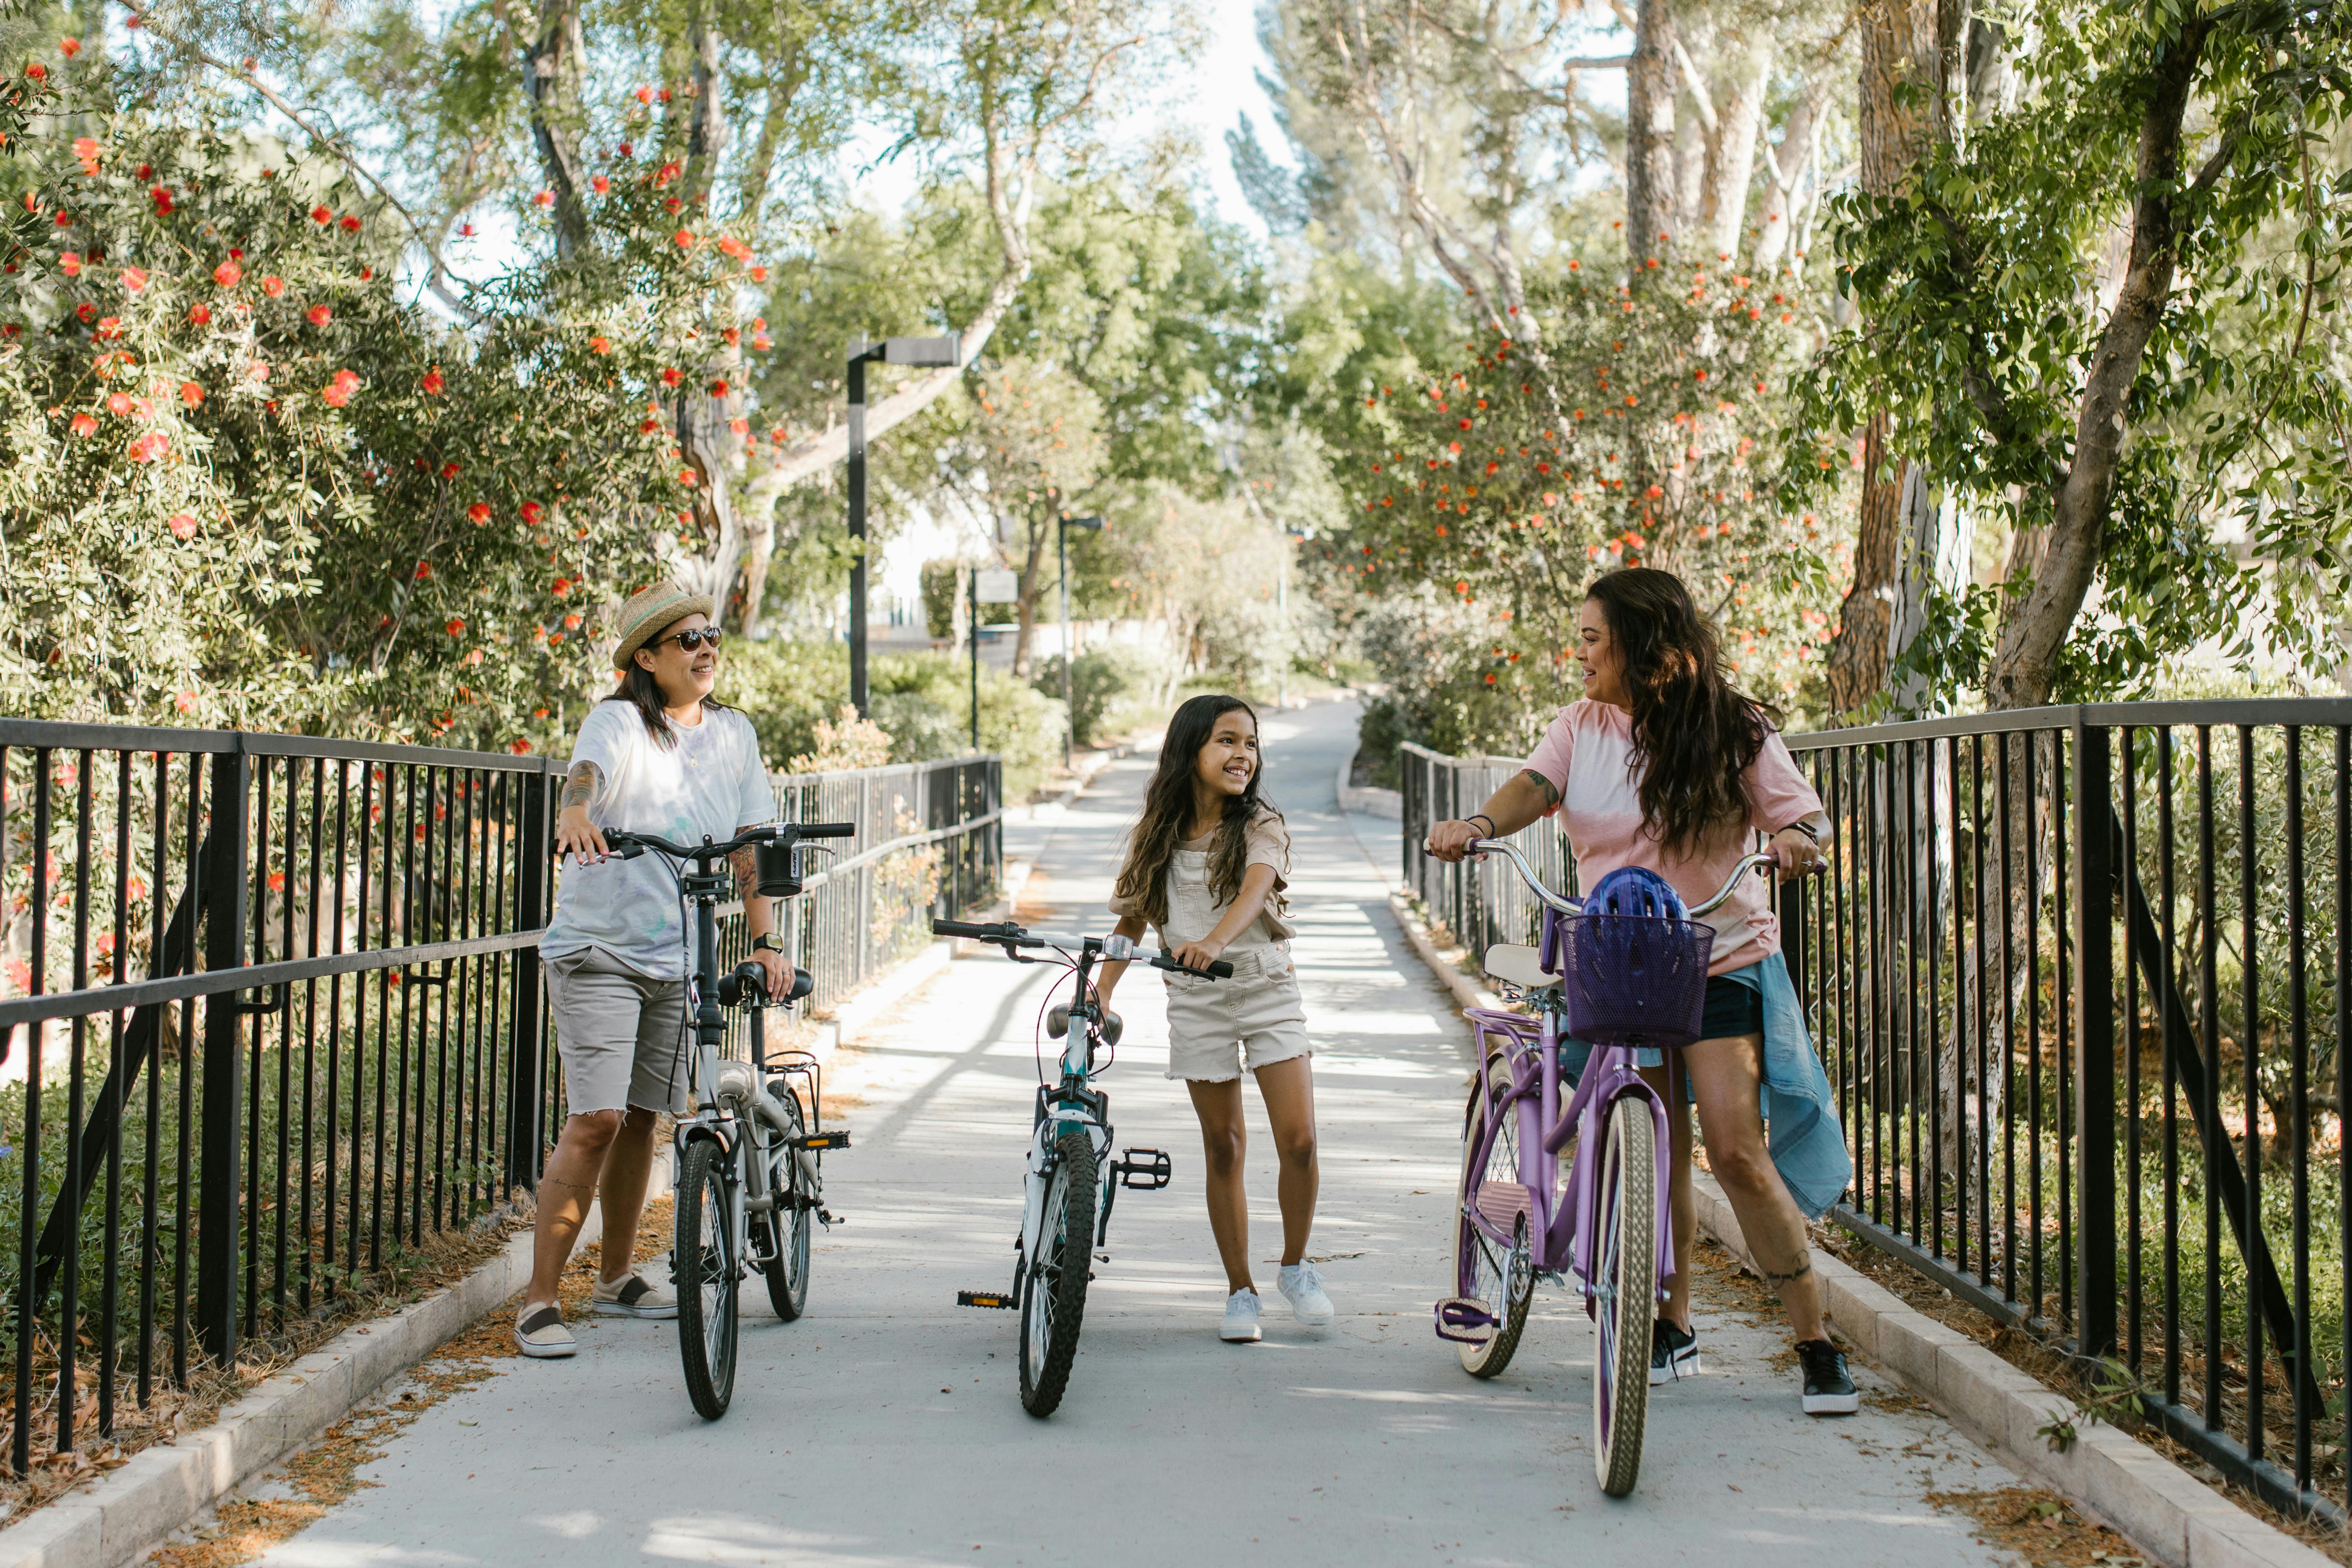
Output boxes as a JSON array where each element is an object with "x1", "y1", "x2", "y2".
[
  {"x1": 1058, "y1": 514, "x2": 1104, "y2": 768},
  {"x1": 846, "y1": 332, "x2": 960, "y2": 717}
]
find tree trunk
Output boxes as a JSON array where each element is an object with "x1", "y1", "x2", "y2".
[
  {"x1": 524, "y1": 0, "x2": 591, "y2": 262},
  {"x1": 1824, "y1": 0, "x2": 1946, "y2": 716},
  {"x1": 1754, "y1": 70, "x2": 1831, "y2": 274},
  {"x1": 1705, "y1": 41, "x2": 1772, "y2": 263},
  {"x1": 1624, "y1": 0, "x2": 1678, "y2": 283}
]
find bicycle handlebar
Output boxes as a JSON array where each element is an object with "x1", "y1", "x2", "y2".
[
  {"x1": 1466, "y1": 840, "x2": 1793, "y2": 920},
  {"x1": 932, "y1": 918, "x2": 1234, "y2": 980},
  {"x1": 604, "y1": 820, "x2": 855, "y2": 863}
]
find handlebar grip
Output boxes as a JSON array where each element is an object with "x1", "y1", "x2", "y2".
[
  {"x1": 933, "y1": 919, "x2": 1014, "y2": 940},
  {"x1": 1208, "y1": 959, "x2": 1234, "y2": 979},
  {"x1": 1150, "y1": 954, "x2": 1233, "y2": 980},
  {"x1": 795, "y1": 821, "x2": 857, "y2": 839}
]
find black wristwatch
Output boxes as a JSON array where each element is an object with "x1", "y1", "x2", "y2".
[{"x1": 752, "y1": 934, "x2": 785, "y2": 955}]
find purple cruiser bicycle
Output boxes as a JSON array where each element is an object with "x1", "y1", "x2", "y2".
[{"x1": 1431, "y1": 836, "x2": 1782, "y2": 1497}]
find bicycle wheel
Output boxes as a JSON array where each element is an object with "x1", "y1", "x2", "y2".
[
  {"x1": 1590, "y1": 1095, "x2": 1658, "y2": 1497},
  {"x1": 1018, "y1": 1128, "x2": 1098, "y2": 1418},
  {"x1": 757, "y1": 1091, "x2": 812, "y2": 1322},
  {"x1": 675, "y1": 1138, "x2": 740, "y2": 1420},
  {"x1": 1455, "y1": 1058, "x2": 1534, "y2": 1377}
]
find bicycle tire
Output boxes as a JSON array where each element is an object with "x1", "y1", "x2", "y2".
[
  {"x1": 1590, "y1": 1096, "x2": 1657, "y2": 1497},
  {"x1": 1455, "y1": 1058, "x2": 1533, "y2": 1377},
  {"x1": 675, "y1": 1138, "x2": 740, "y2": 1420},
  {"x1": 1018, "y1": 1129, "x2": 1097, "y2": 1418},
  {"x1": 759, "y1": 1092, "x2": 813, "y2": 1322}
]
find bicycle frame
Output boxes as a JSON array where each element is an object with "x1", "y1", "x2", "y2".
[{"x1": 1460, "y1": 905, "x2": 1676, "y2": 1301}]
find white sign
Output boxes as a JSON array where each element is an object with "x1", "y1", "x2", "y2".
[{"x1": 974, "y1": 569, "x2": 1020, "y2": 602}]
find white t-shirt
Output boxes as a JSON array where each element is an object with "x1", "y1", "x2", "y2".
[{"x1": 540, "y1": 700, "x2": 780, "y2": 979}]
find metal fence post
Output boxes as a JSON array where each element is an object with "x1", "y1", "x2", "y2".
[
  {"x1": 196, "y1": 746, "x2": 249, "y2": 1366},
  {"x1": 505, "y1": 764, "x2": 551, "y2": 1191},
  {"x1": 2073, "y1": 717, "x2": 2118, "y2": 1361}
]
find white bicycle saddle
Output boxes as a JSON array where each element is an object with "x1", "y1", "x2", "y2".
[{"x1": 1484, "y1": 944, "x2": 1560, "y2": 993}]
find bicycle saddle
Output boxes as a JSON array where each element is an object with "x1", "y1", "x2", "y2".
[
  {"x1": 1484, "y1": 944, "x2": 1559, "y2": 992},
  {"x1": 1582, "y1": 866, "x2": 1690, "y2": 922}
]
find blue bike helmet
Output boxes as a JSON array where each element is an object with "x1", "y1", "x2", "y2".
[{"x1": 1583, "y1": 865, "x2": 1690, "y2": 922}]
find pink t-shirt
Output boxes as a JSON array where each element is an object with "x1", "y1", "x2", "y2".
[{"x1": 1523, "y1": 700, "x2": 1822, "y2": 976}]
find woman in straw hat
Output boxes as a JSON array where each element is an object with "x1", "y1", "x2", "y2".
[{"x1": 515, "y1": 581, "x2": 792, "y2": 1358}]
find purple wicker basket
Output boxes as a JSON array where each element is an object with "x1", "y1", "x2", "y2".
[{"x1": 1553, "y1": 913, "x2": 1715, "y2": 1048}]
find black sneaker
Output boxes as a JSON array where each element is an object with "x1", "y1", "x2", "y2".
[
  {"x1": 1796, "y1": 1338, "x2": 1858, "y2": 1414},
  {"x1": 1649, "y1": 1318, "x2": 1700, "y2": 1385}
]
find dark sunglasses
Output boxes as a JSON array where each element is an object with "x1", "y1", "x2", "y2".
[{"x1": 655, "y1": 627, "x2": 724, "y2": 653}]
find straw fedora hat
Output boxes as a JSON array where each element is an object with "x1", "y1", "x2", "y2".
[{"x1": 609, "y1": 581, "x2": 718, "y2": 670}]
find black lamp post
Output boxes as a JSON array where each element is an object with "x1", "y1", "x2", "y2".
[
  {"x1": 847, "y1": 332, "x2": 959, "y2": 717},
  {"x1": 1057, "y1": 514, "x2": 1103, "y2": 767}
]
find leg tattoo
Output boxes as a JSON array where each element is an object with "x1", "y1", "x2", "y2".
[{"x1": 1762, "y1": 1256, "x2": 1814, "y2": 1288}]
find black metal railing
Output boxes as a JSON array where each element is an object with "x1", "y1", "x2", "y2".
[
  {"x1": 0, "y1": 722, "x2": 1001, "y2": 1476},
  {"x1": 1400, "y1": 702, "x2": 2352, "y2": 1522}
]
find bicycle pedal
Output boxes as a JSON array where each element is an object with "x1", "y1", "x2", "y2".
[
  {"x1": 791, "y1": 1130, "x2": 851, "y2": 1152},
  {"x1": 1112, "y1": 1147, "x2": 1173, "y2": 1190},
  {"x1": 1432, "y1": 1297, "x2": 1499, "y2": 1346},
  {"x1": 818, "y1": 1208, "x2": 844, "y2": 1226},
  {"x1": 957, "y1": 1290, "x2": 1017, "y2": 1310}
]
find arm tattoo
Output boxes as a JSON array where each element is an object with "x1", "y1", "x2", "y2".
[
  {"x1": 560, "y1": 761, "x2": 602, "y2": 811},
  {"x1": 1518, "y1": 768, "x2": 1562, "y2": 809},
  {"x1": 731, "y1": 844, "x2": 759, "y2": 897}
]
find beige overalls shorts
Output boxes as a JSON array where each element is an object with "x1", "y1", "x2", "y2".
[{"x1": 1157, "y1": 846, "x2": 1311, "y2": 1082}]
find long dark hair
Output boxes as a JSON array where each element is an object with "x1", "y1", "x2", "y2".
[
  {"x1": 1113, "y1": 694, "x2": 1286, "y2": 927},
  {"x1": 1585, "y1": 567, "x2": 1781, "y2": 855},
  {"x1": 599, "y1": 623, "x2": 734, "y2": 747}
]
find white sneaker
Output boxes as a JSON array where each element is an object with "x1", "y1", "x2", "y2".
[
  {"x1": 1277, "y1": 1261, "x2": 1335, "y2": 1325},
  {"x1": 592, "y1": 1269, "x2": 678, "y2": 1319},
  {"x1": 515, "y1": 1303, "x2": 575, "y2": 1358},
  {"x1": 1221, "y1": 1288, "x2": 1263, "y2": 1342}
]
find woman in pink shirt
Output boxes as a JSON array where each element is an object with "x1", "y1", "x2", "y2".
[{"x1": 1427, "y1": 568, "x2": 1856, "y2": 1415}]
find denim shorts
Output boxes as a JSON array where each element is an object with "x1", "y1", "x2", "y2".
[{"x1": 1699, "y1": 975, "x2": 1766, "y2": 1041}]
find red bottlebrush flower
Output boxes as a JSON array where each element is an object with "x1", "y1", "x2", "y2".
[
  {"x1": 589, "y1": 335, "x2": 610, "y2": 354},
  {"x1": 445, "y1": 618, "x2": 465, "y2": 636},
  {"x1": 509, "y1": 739, "x2": 532, "y2": 755},
  {"x1": 27, "y1": 62, "x2": 47, "y2": 79},
  {"x1": 1484, "y1": 673, "x2": 1497, "y2": 685},
  {"x1": 562, "y1": 612, "x2": 582, "y2": 631},
  {"x1": 591, "y1": 175, "x2": 610, "y2": 195},
  {"x1": 751, "y1": 335, "x2": 771, "y2": 351},
  {"x1": 359, "y1": 266, "x2": 373, "y2": 280},
  {"x1": 533, "y1": 189, "x2": 554, "y2": 207},
  {"x1": 656, "y1": 160, "x2": 680, "y2": 186},
  {"x1": 640, "y1": 417, "x2": 660, "y2": 433},
  {"x1": 707, "y1": 377, "x2": 728, "y2": 397},
  {"x1": 721, "y1": 326, "x2": 741, "y2": 345},
  {"x1": 1484, "y1": 462, "x2": 1499, "y2": 475},
  {"x1": 439, "y1": 461, "x2": 459, "y2": 479},
  {"x1": 310, "y1": 204, "x2": 332, "y2": 224},
  {"x1": 413, "y1": 561, "x2": 432, "y2": 579},
  {"x1": 676, "y1": 467, "x2": 696, "y2": 487},
  {"x1": 150, "y1": 186, "x2": 173, "y2": 214},
  {"x1": 94, "y1": 314, "x2": 120, "y2": 338},
  {"x1": 1623, "y1": 394, "x2": 1637, "y2": 407},
  {"x1": 1457, "y1": 417, "x2": 1471, "y2": 429},
  {"x1": 58, "y1": 251, "x2": 80, "y2": 275},
  {"x1": 128, "y1": 430, "x2": 168, "y2": 463},
  {"x1": 107, "y1": 390, "x2": 130, "y2": 416},
  {"x1": 322, "y1": 368, "x2": 360, "y2": 407},
  {"x1": 635, "y1": 86, "x2": 652, "y2": 103},
  {"x1": 341, "y1": 215, "x2": 360, "y2": 233},
  {"x1": 261, "y1": 275, "x2": 284, "y2": 297},
  {"x1": 68, "y1": 412, "x2": 96, "y2": 437},
  {"x1": 213, "y1": 258, "x2": 241, "y2": 287},
  {"x1": 120, "y1": 265, "x2": 146, "y2": 291},
  {"x1": 1537, "y1": 462, "x2": 1550, "y2": 474},
  {"x1": 421, "y1": 367, "x2": 444, "y2": 396},
  {"x1": 660, "y1": 367, "x2": 683, "y2": 387},
  {"x1": 1645, "y1": 484, "x2": 1664, "y2": 499},
  {"x1": 59, "y1": 38, "x2": 79, "y2": 56},
  {"x1": 749, "y1": 265, "x2": 767, "y2": 283},
  {"x1": 1447, "y1": 441, "x2": 1462, "y2": 454},
  {"x1": 521, "y1": 501, "x2": 545, "y2": 524},
  {"x1": 305, "y1": 303, "x2": 332, "y2": 327},
  {"x1": 74, "y1": 301, "x2": 94, "y2": 322},
  {"x1": 1694, "y1": 369, "x2": 1707, "y2": 381},
  {"x1": 552, "y1": 577, "x2": 570, "y2": 597},
  {"x1": 188, "y1": 303, "x2": 211, "y2": 325},
  {"x1": 52, "y1": 210, "x2": 70, "y2": 227},
  {"x1": 617, "y1": 142, "x2": 633, "y2": 158},
  {"x1": 174, "y1": 690, "x2": 198, "y2": 714},
  {"x1": 0, "y1": 324, "x2": 17, "y2": 338},
  {"x1": 672, "y1": 228, "x2": 695, "y2": 250},
  {"x1": 467, "y1": 502, "x2": 492, "y2": 524},
  {"x1": 658, "y1": 87, "x2": 672, "y2": 102},
  {"x1": 1435, "y1": 523, "x2": 1447, "y2": 537},
  {"x1": 168, "y1": 512, "x2": 197, "y2": 540}
]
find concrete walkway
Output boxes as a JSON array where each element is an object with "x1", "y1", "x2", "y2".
[{"x1": 251, "y1": 698, "x2": 2025, "y2": 1568}]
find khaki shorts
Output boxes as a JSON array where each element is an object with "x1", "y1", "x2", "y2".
[
  {"x1": 1162, "y1": 945, "x2": 1311, "y2": 1082},
  {"x1": 544, "y1": 946, "x2": 688, "y2": 1115}
]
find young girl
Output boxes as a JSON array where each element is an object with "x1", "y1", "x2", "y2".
[{"x1": 1091, "y1": 695, "x2": 1333, "y2": 1343}]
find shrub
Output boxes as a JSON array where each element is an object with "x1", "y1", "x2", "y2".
[
  {"x1": 920, "y1": 560, "x2": 961, "y2": 641},
  {"x1": 1031, "y1": 644, "x2": 1176, "y2": 749}
]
